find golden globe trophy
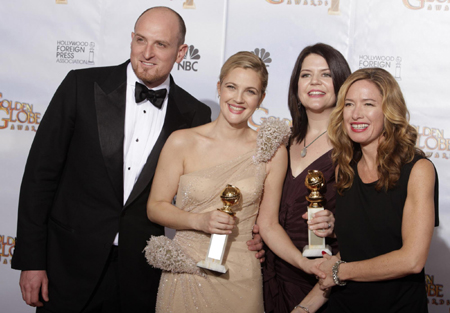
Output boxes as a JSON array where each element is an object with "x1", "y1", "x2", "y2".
[
  {"x1": 302, "y1": 170, "x2": 332, "y2": 257},
  {"x1": 197, "y1": 184, "x2": 240, "y2": 273}
]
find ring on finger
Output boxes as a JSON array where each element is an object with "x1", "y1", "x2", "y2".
[{"x1": 328, "y1": 223, "x2": 331, "y2": 229}]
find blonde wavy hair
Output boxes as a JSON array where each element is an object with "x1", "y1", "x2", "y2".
[{"x1": 328, "y1": 68, "x2": 423, "y2": 193}]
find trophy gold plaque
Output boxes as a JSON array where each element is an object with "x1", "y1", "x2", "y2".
[
  {"x1": 197, "y1": 184, "x2": 240, "y2": 273},
  {"x1": 302, "y1": 170, "x2": 332, "y2": 257}
]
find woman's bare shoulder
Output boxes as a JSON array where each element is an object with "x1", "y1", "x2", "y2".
[{"x1": 166, "y1": 123, "x2": 211, "y2": 150}]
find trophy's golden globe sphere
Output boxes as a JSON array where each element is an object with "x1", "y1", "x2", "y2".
[
  {"x1": 305, "y1": 170, "x2": 325, "y2": 208},
  {"x1": 219, "y1": 184, "x2": 241, "y2": 216}
]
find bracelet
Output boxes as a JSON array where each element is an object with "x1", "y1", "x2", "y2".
[
  {"x1": 332, "y1": 260, "x2": 347, "y2": 286},
  {"x1": 293, "y1": 304, "x2": 310, "y2": 313}
]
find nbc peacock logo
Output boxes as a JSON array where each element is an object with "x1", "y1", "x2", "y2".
[
  {"x1": 252, "y1": 48, "x2": 272, "y2": 67},
  {"x1": 177, "y1": 45, "x2": 200, "y2": 72}
]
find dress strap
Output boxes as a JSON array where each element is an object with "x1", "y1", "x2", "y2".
[{"x1": 253, "y1": 118, "x2": 291, "y2": 164}]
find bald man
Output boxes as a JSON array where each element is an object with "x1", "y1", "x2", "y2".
[{"x1": 13, "y1": 7, "x2": 212, "y2": 313}]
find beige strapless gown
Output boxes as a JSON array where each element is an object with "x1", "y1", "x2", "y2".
[{"x1": 155, "y1": 149, "x2": 266, "y2": 313}]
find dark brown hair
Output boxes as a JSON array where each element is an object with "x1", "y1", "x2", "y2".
[{"x1": 288, "y1": 43, "x2": 351, "y2": 144}]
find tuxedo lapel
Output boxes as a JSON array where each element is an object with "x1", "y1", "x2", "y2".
[
  {"x1": 124, "y1": 77, "x2": 189, "y2": 208},
  {"x1": 94, "y1": 62, "x2": 128, "y2": 205}
]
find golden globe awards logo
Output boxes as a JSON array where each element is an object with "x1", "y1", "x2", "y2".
[
  {"x1": 413, "y1": 125, "x2": 450, "y2": 160},
  {"x1": 266, "y1": 0, "x2": 341, "y2": 15},
  {"x1": 403, "y1": 0, "x2": 450, "y2": 11},
  {"x1": 183, "y1": 0, "x2": 196, "y2": 9},
  {"x1": 0, "y1": 234, "x2": 15, "y2": 265},
  {"x1": 426, "y1": 274, "x2": 450, "y2": 308},
  {"x1": 0, "y1": 92, "x2": 41, "y2": 131},
  {"x1": 56, "y1": 40, "x2": 96, "y2": 65},
  {"x1": 249, "y1": 108, "x2": 292, "y2": 130}
]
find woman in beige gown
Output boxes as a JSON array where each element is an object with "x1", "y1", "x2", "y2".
[{"x1": 146, "y1": 52, "x2": 325, "y2": 313}]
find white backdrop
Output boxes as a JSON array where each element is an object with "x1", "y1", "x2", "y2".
[{"x1": 1, "y1": 0, "x2": 449, "y2": 312}]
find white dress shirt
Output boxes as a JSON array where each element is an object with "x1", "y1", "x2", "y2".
[{"x1": 113, "y1": 63, "x2": 170, "y2": 245}]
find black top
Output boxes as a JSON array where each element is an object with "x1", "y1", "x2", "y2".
[{"x1": 329, "y1": 154, "x2": 439, "y2": 313}]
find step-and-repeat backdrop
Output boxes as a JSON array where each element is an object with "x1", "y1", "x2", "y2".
[{"x1": 1, "y1": 0, "x2": 449, "y2": 312}]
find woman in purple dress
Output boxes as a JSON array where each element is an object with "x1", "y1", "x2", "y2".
[{"x1": 263, "y1": 43, "x2": 351, "y2": 313}]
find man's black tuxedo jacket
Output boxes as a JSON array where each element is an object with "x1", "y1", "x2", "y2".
[{"x1": 12, "y1": 61, "x2": 211, "y2": 313}]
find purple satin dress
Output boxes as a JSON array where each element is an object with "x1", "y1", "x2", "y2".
[{"x1": 263, "y1": 149, "x2": 338, "y2": 313}]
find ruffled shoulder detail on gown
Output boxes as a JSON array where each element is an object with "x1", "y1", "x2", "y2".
[
  {"x1": 144, "y1": 236, "x2": 206, "y2": 277},
  {"x1": 253, "y1": 118, "x2": 291, "y2": 164}
]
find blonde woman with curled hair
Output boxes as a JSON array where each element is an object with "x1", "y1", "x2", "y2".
[
  {"x1": 293, "y1": 68, "x2": 439, "y2": 313},
  {"x1": 329, "y1": 68, "x2": 421, "y2": 193}
]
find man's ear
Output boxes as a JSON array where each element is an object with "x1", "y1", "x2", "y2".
[{"x1": 176, "y1": 44, "x2": 188, "y2": 63}]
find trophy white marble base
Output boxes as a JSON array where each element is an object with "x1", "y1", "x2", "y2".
[
  {"x1": 197, "y1": 258, "x2": 228, "y2": 274},
  {"x1": 302, "y1": 244, "x2": 332, "y2": 258},
  {"x1": 197, "y1": 233, "x2": 229, "y2": 274}
]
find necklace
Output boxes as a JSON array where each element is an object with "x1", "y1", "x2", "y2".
[{"x1": 301, "y1": 130, "x2": 327, "y2": 158}]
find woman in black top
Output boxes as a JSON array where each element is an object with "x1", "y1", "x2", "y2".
[{"x1": 293, "y1": 68, "x2": 438, "y2": 313}]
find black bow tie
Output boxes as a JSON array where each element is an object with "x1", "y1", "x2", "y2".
[{"x1": 135, "y1": 82, "x2": 167, "y2": 109}]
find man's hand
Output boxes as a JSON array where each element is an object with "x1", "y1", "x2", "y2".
[
  {"x1": 246, "y1": 224, "x2": 266, "y2": 263},
  {"x1": 19, "y1": 270, "x2": 49, "y2": 307}
]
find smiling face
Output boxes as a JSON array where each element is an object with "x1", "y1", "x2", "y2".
[
  {"x1": 130, "y1": 8, "x2": 187, "y2": 88},
  {"x1": 217, "y1": 67, "x2": 265, "y2": 127},
  {"x1": 343, "y1": 79, "x2": 385, "y2": 149},
  {"x1": 297, "y1": 53, "x2": 336, "y2": 113}
]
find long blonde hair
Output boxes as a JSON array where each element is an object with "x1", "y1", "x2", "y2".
[{"x1": 328, "y1": 68, "x2": 423, "y2": 193}]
